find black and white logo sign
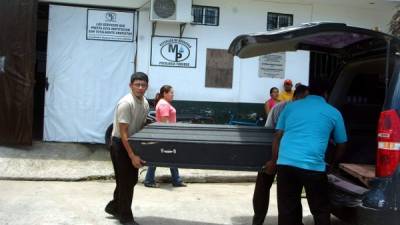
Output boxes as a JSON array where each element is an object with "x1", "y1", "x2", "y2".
[
  {"x1": 105, "y1": 12, "x2": 117, "y2": 22},
  {"x1": 151, "y1": 36, "x2": 197, "y2": 68},
  {"x1": 160, "y1": 39, "x2": 190, "y2": 62},
  {"x1": 87, "y1": 9, "x2": 134, "y2": 42}
]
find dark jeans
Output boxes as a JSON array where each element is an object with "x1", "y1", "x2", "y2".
[
  {"x1": 106, "y1": 137, "x2": 138, "y2": 223},
  {"x1": 252, "y1": 172, "x2": 276, "y2": 225},
  {"x1": 277, "y1": 165, "x2": 330, "y2": 225}
]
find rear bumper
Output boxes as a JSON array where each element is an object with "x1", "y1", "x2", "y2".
[
  {"x1": 329, "y1": 173, "x2": 400, "y2": 225},
  {"x1": 331, "y1": 202, "x2": 400, "y2": 225}
]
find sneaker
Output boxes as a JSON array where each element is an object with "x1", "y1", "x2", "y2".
[
  {"x1": 172, "y1": 182, "x2": 187, "y2": 187},
  {"x1": 144, "y1": 182, "x2": 160, "y2": 188}
]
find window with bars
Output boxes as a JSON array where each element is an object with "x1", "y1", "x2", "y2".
[
  {"x1": 192, "y1": 5, "x2": 219, "y2": 26},
  {"x1": 267, "y1": 12, "x2": 293, "y2": 30}
]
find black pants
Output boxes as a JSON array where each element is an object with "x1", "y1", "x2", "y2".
[
  {"x1": 106, "y1": 137, "x2": 138, "y2": 223},
  {"x1": 277, "y1": 165, "x2": 330, "y2": 225},
  {"x1": 252, "y1": 172, "x2": 276, "y2": 225}
]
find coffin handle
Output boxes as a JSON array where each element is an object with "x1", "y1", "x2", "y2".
[{"x1": 160, "y1": 148, "x2": 177, "y2": 154}]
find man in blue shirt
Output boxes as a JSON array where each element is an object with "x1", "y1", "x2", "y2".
[
  {"x1": 252, "y1": 85, "x2": 309, "y2": 225},
  {"x1": 265, "y1": 83, "x2": 347, "y2": 225}
]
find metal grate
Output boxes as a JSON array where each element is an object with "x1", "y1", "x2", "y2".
[
  {"x1": 267, "y1": 12, "x2": 293, "y2": 31},
  {"x1": 192, "y1": 5, "x2": 219, "y2": 26}
]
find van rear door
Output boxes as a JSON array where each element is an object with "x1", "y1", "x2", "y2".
[{"x1": 228, "y1": 22, "x2": 399, "y2": 59}]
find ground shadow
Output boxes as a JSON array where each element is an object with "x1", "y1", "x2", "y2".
[
  {"x1": 104, "y1": 215, "x2": 351, "y2": 225},
  {"x1": 129, "y1": 216, "x2": 227, "y2": 225},
  {"x1": 230, "y1": 215, "x2": 351, "y2": 225}
]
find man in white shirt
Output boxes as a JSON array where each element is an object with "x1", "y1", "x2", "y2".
[{"x1": 105, "y1": 72, "x2": 150, "y2": 225}]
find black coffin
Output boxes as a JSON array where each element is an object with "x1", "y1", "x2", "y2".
[{"x1": 129, "y1": 123, "x2": 273, "y2": 171}]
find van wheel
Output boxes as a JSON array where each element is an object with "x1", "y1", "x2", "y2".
[{"x1": 105, "y1": 124, "x2": 113, "y2": 150}]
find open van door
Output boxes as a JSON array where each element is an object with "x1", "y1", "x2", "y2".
[
  {"x1": 228, "y1": 22, "x2": 399, "y2": 59},
  {"x1": 229, "y1": 22, "x2": 400, "y2": 225},
  {"x1": 0, "y1": 0, "x2": 37, "y2": 145}
]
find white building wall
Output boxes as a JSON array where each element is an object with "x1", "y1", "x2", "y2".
[
  {"x1": 40, "y1": 0, "x2": 145, "y2": 8},
  {"x1": 136, "y1": 0, "x2": 395, "y2": 104},
  {"x1": 47, "y1": 0, "x2": 395, "y2": 104},
  {"x1": 138, "y1": 0, "x2": 315, "y2": 103},
  {"x1": 311, "y1": 3, "x2": 395, "y2": 32}
]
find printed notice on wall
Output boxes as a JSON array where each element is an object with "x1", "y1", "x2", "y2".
[
  {"x1": 151, "y1": 36, "x2": 197, "y2": 68},
  {"x1": 258, "y1": 52, "x2": 286, "y2": 78},
  {"x1": 87, "y1": 9, "x2": 134, "y2": 42}
]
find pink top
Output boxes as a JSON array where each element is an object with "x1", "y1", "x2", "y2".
[
  {"x1": 156, "y1": 99, "x2": 176, "y2": 123},
  {"x1": 267, "y1": 98, "x2": 277, "y2": 110}
]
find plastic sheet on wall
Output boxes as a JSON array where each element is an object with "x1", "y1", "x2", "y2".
[
  {"x1": 43, "y1": 5, "x2": 136, "y2": 143},
  {"x1": 0, "y1": 0, "x2": 37, "y2": 145}
]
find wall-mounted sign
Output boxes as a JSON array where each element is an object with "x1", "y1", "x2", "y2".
[
  {"x1": 258, "y1": 52, "x2": 286, "y2": 78},
  {"x1": 151, "y1": 36, "x2": 197, "y2": 68},
  {"x1": 86, "y1": 9, "x2": 134, "y2": 42}
]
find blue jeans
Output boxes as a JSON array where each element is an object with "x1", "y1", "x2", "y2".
[{"x1": 144, "y1": 166, "x2": 182, "y2": 185}]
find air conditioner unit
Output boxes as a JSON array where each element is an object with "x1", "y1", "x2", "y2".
[{"x1": 150, "y1": 0, "x2": 192, "y2": 23}]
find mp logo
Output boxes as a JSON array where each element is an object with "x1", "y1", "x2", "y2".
[{"x1": 160, "y1": 39, "x2": 191, "y2": 62}]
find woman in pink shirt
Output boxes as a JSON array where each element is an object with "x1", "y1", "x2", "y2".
[
  {"x1": 144, "y1": 85, "x2": 186, "y2": 188},
  {"x1": 265, "y1": 87, "x2": 280, "y2": 115}
]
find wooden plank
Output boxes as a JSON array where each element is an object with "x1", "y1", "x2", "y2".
[
  {"x1": 339, "y1": 163, "x2": 376, "y2": 187},
  {"x1": 205, "y1": 49, "x2": 233, "y2": 88},
  {"x1": 328, "y1": 174, "x2": 368, "y2": 196}
]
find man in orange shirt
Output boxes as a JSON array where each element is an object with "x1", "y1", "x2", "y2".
[{"x1": 278, "y1": 79, "x2": 294, "y2": 102}]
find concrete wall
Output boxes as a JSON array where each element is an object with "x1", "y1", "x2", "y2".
[
  {"x1": 311, "y1": 2, "x2": 395, "y2": 32},
  {"x1": 39, "y1": 0, "x2": 146, "y2": 8},
  {"x1": 41, "y1": 0, "x2": 396, "y2": 104},
  {"x1": 136, "y1": 0, "x2": 395, "y2": 104},
  {"x1": 137, "y1": 0, "x2": 314, "y2": 103}
]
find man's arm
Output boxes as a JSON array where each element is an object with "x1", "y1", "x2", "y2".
[
  {"x1": 328, "y1": 143, "x2": 346, "y2": 173},
  {"x1": 264, "y1": 130, "x2": 283, "y2": 174},
  {"x1": 119, "y1": 123, "x2": 145, "y2": 168},
  {"x1": 328, "y1": 111, "x2": 348, "y2": 173}
]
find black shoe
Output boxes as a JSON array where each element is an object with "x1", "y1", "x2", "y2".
[
  {"x1": 122, "y1": 220, "x2": 140, "y2": 225},
  {"x1": 144, "y1": 182, "x2": 160, "y2": 188},
  {"x1": 252, "y1": 214, "x2": 266, "y2": 225},
  {"x1": 172, "y1": 182, "x2": 187, "y2": 187},
  {"x1": 105, "y1": 202, "x2": 119, "y2": 218}
]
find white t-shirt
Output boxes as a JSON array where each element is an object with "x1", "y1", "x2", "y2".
[{"x1": 111, "y1": 93, "x2": 149, "y2": 138}]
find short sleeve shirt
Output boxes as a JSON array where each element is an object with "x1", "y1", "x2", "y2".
[
  {"x1": 265, "y1": 101, "x2": 288, "y2": 129},
  {"x1": 111, "y1": 93, "x2": 149, "y2": 138},
  {"x1": 276, "y1": 95, "x2": 347, "y2": 172},
  {"x1": 278, "y1": 90, "x2": 294, "y2": 102},
  {"x1": 156, "y1": 99, "x2": 176, "y2": 123}
]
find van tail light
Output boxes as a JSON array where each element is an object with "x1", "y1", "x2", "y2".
[{"x1": 376, "y1": 109, "x2": 400, "y2": 177}]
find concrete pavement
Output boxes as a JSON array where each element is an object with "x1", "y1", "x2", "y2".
[
  {"x1": 0, "y1": 180, "x2": 349, "y2": 225},
  {"x1": 0, "y1": 141, "x2": 256, "y2": 182}
]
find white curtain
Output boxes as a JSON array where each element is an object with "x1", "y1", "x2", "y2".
[{"x1": 44, "y1": 5, "x2": 136, "y2": 143}]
